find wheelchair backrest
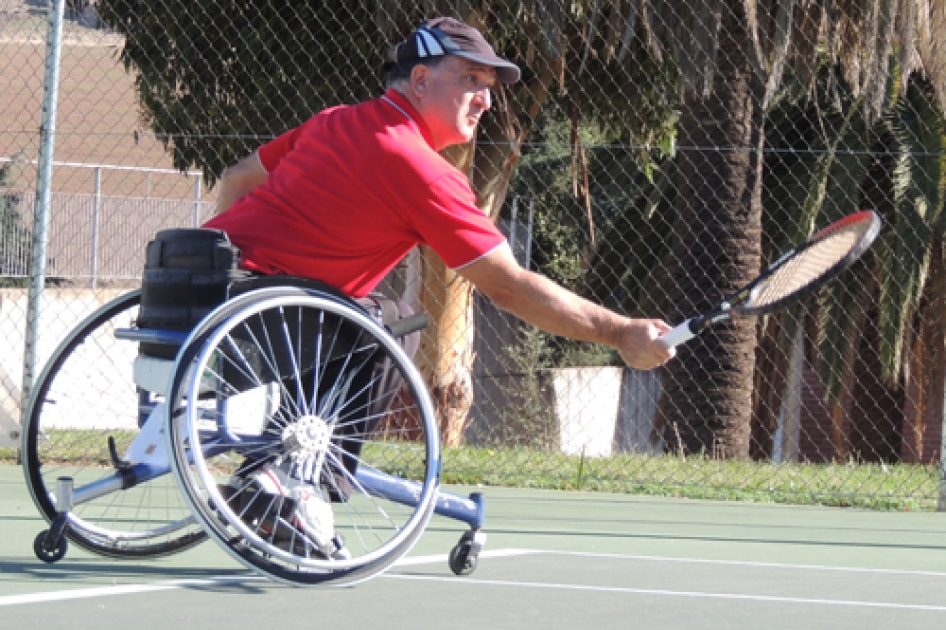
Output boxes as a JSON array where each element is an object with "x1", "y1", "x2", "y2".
[{"x1": 138, "y1": 228, "x2": 248, "y2": 358}]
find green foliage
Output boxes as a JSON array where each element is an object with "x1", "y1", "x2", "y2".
[
  {"x1": 503, "y1": 101, "x2": 676, "y2": 370},
  {"x1": 494, "y1": 327, "x2": 560, "y2": 451},
  {"x1": 96, "y1": 0, "x2": 394, "y2": 186},
  {"x1": 94, "y1": 0, "x2": 682, "y2": 189}
]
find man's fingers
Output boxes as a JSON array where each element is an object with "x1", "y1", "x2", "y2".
[{"x1": 653, "y1": 320, "x2": 673, "y2": 334}]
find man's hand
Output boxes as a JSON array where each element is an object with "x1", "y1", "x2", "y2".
[{"x1": 614, "y1": 318, "x2": 675, "y2": 370}]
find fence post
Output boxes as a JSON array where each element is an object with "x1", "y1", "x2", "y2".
[
  {"x1": 90, "y1": 166, "x2": 101, "y2": 288},
  {"x1": 21, "y1": 0, "x2": 65, "y2": 416},
  {"x1": 192, "y1": 173, "x2": 202, "y2": 226}
]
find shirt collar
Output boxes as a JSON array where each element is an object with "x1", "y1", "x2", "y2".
[{"x1": 382, "y1": 89, "x2": 435, "y2": 149}]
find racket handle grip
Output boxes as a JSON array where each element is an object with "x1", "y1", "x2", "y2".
[{"x1": 658, "y1": 320, "x2": 696, "y2": 349}]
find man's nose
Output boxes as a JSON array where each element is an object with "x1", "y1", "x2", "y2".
[{"x1": 474, "y1": 87, "x2": 491, "y2": 110}]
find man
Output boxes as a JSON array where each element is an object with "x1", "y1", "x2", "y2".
[
  {"x1": 208, "y1": 16, "x2": 673, "y2": 369},
  {"x1": 206, "y1": 17, "x2": 674, "y2": 558}
]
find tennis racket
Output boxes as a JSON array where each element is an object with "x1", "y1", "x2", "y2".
[{"x1": 658, "y1": 210, "x2": 882, "y2": 348}]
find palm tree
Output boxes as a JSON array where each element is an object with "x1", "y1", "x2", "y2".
[{"x1": 634, "y1": 0, "x2": 946, "y2": 459}]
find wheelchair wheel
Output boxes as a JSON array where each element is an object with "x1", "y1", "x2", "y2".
[
  {"x1": 22, "y1": 290, "x2": 206, "y2": 559},
  {"x1": 166, "y1": 287, "x2": 440, "y2": 586}
]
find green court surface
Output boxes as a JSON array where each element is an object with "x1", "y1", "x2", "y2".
[{"x1": 1, "y1": 463, "x2": 944, "y2": 629}]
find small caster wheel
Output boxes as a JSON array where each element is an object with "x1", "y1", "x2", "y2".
[
  {"x1": 448, "y1": 531, "x2": 480, "y2": 576},
  {"x1": 34, "y1": 530, "x2": 68, "y2": 563}
]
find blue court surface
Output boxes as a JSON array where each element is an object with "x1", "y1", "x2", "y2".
[{"x1": 1, "y1": 464, "x2": 944, "y2": 629}]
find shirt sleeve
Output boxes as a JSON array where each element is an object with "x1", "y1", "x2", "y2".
[
  {"x1": 257, "y1": 125, "x2": 305, "y2": 172},
  {"x1": 408, "y1": 171, "x2": 506, "y2": 269}
]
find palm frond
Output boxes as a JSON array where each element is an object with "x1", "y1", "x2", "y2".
[
  {"x1": 896, "y1": 80, "x2": 946, "y2": 233},
  {"x1": 802, "y1": 107, "x2": 873, "y2": 391},
  {"x1": 876, "y1": 207, "x2": 929, "y2": 382},
  {"x1": 578, "y1": 0, "x2": 604, "y2": 75},
  {"x1": 536, "y1": 0, "x2": 565, "y2": 60},
  {"x1": 617, "y1": 0, "x2": 642, "y2": 63},
  {"x1": 783, "y1": 94, "x2": 867, "y2": 252},
  {"x1": 740, "y1": 0, "x2": 769, "y2": 79},
  {"x1": 916, "y1": 0, "x2": 946, "y2": 107},
  {"x1": 762, "y1": 0, "x2": 797, "y2": 108},
  {"x1": 871, "y1": 80, "x2": 944, "y2": 380}
]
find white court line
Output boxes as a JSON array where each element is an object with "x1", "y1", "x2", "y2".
[
  {"x1": 2, "y1": 548, "x2": 944, "y2": 610},
  {"x1": 0, "y1": 576, "x2": 262, "y2": 608},
  {"x1": 382, "y1": 573, "x2": 946, "y2": 612},
  {"x1": 531, "y1": 549, "x2": 946, "y2": 579},
  {"x1": 0, "y1": 548, "x2": 535, "y2": 607}
]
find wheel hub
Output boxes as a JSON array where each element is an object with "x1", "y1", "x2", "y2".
[{"x1": 282, "y1": 415, "x2": 331, "y2": 456}]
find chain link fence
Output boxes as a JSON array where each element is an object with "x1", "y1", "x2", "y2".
[{"x1": 2, "y1": 0, "x2": 945, "y2": 509}]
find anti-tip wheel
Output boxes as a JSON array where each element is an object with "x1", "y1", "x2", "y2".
[
  {"x1": 33, "y1": 530, "x2": 68, "y2": 564},
  {"x1": 448, "y1": 534, "x2": 479, "y2": 576}
]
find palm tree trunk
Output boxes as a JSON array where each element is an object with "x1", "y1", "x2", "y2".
[
  {"x1": 414, "y1": 244, "x2": 476, "y2": 447},
  {"x1": 655, "y1": 0, "x2": 764, "y2": 460},
  {"x1": 416, "y1": 116, "x2": 522, "y2": 447}
]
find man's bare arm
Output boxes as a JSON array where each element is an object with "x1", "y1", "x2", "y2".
[
  {"x1": 457, "y1": 244, "x2": 674, "y2": 370},
  {"x1": 213, "y1": 154, "x2": 269, "y2": 215}
]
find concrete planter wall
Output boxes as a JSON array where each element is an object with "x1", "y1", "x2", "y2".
[
  {"x1": 470, "y1": 360, "x2": 663, "y2": 456},
  {"x1": 546, "y1": 367, "x2": 623, "y2": 456}
]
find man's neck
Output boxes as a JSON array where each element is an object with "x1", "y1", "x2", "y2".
[{"x1": 391, "y1": 86, "x2": 421, "y2": 111}]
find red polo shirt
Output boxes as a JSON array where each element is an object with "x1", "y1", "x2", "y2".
[{"x1": 204, "y1": 89, "x2": 505, "y2": 297}]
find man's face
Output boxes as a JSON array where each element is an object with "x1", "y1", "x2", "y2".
[{"x1": 413, "y1": 56, "x2": 497, "y2": 150}]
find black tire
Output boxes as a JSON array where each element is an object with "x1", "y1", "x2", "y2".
[
  {"x1": 166, "y1": 287, "x2": 441, "y2": 586},
  {"x1": 448, "y1": 534, "x2": 478, "y2": 576},
  {"x1": 33, "y1": 530, "x2": 68, "y2": 563},
  {"x1": 22, "y1": 291, "x2": 206, "y2": 559}
]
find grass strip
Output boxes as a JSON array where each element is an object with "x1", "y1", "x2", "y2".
[{"x1": 10, "y1": 431, "x2": 938, "y2": 511}]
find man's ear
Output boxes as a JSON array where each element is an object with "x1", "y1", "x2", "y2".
[{"x1": 410, "y1": 65, "x2": 429, "y2": 98}]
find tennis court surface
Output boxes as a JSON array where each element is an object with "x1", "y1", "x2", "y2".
[{"x1": 0, "y1": 463, "x2": 943, "y2": 629}]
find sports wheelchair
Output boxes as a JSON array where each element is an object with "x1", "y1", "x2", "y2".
[{"x1": 22, "y1": 231, "x2": 486, "y2": 586}]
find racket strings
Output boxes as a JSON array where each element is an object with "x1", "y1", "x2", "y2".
[{"x1": 747, "y1": 224, "x2": 867, "y2": 307}]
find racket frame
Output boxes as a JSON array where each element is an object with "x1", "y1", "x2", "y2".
[{"x1": 659, "y1": 210, "x2": 882, "y2": 348}]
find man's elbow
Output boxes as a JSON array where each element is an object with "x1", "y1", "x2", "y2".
[
  {"x1": 218, "y1": 165, "x2": 244, "y2": 190},
  {"x1": 472, "y1": 275, "x2": 522, "y2": 314}
]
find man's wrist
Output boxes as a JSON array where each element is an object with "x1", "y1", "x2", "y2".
[{"x1": 596, "y1": 312, "x2": 630, "y2": 349}]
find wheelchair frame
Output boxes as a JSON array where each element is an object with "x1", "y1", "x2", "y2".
[{"x1": 23, "y1": 286, "x2": 487, "y2": 585}]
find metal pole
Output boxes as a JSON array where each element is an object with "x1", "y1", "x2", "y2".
[
  {"x1": 22, "y1": 0, "x2": 65, "y2": 415},
  {"x1": 192, "y1": 173, "x2": 202, "y2": 227},
  {"x1": 90, "y1": 167, "x2": 101, "y2": 289}
]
